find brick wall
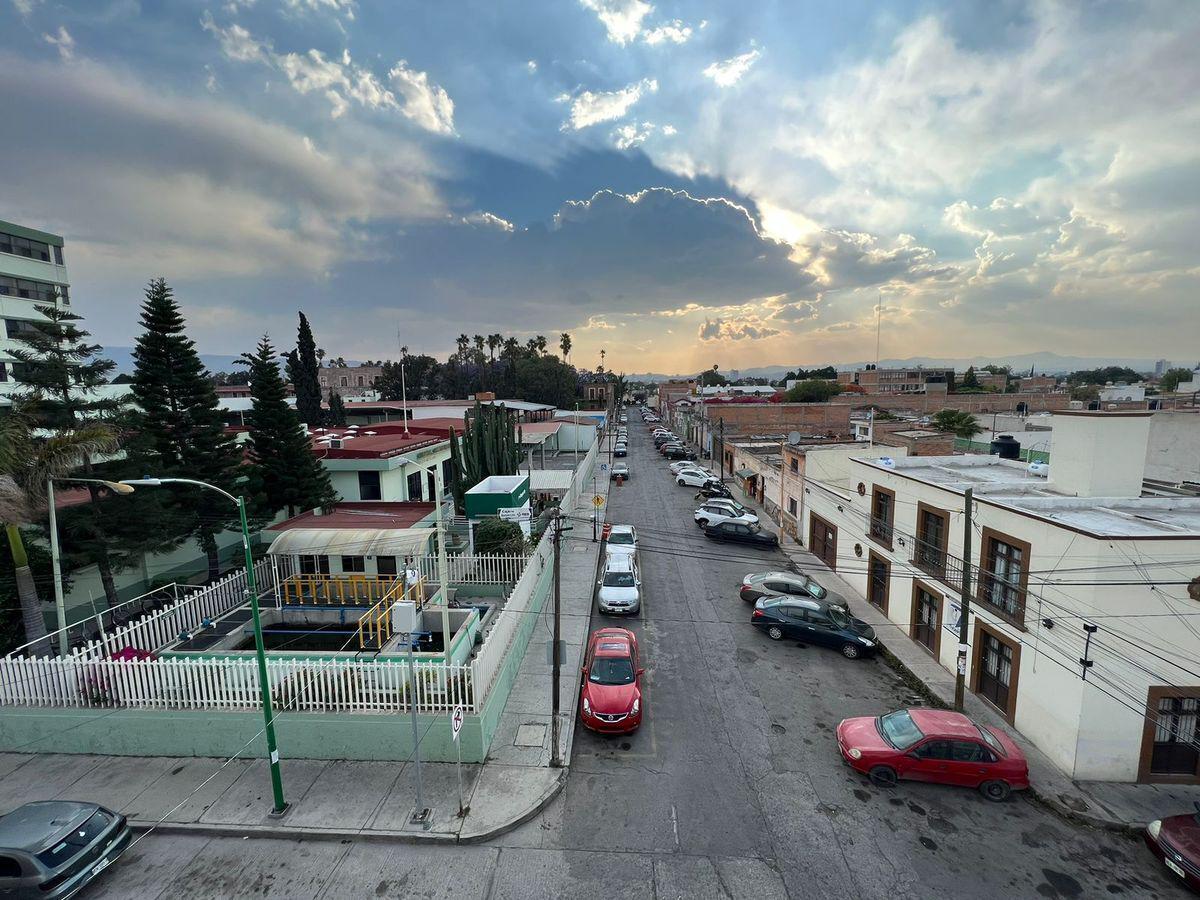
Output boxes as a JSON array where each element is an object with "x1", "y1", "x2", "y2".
[
  {"x1": 832, "y1": 391, "x2": 1070, "y2": 414},
  {"x1": 701, "y1": 402, "x2": 851, "y2": 433}
]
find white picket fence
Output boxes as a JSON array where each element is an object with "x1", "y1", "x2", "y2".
[
  {"x1": 562, "y1": 437, "x2": 600, "y2": 512},
  {"x1": 416, "y1": 553, "x2": 526, "y2": 585},
  {"x1": 0, "y1": 654, "x2": 474, "y2": 714},
  {"x1": 60, "y1": 558, "x2": 278, "y2": 663}
]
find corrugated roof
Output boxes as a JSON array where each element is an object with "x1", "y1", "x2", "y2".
[
  {"x1": 530, "y1": 469, "x2": 574, "y2": 492},
  {"x1": 267, "y1": 527, "x2": 434, "y2": 558}
]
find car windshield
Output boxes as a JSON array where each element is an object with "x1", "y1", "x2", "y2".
[
  {"x1": 37, "y1": 810, "x2": 110, "y2": 867},
  {"x1": 827, "y1": 608, "x2": 852, "y2": 629},
  {"x1": 878, "y1": 710, "x2": 924, "y2": 750},
  {"x1": 804, "y1": 579, "x2": 828, "y2": 599},
  {"x1": 609, "y1": 533, "x2": 634, "y2": 545},
  {"x1": 590, "y1": 657, "x2": 635, "y2": 685},
  {"x1": 977, "y1": 726, "x2": 1007, "y2": 756},
  {"x1": 603, "y1": 572, "x2": 635, "y2": 587}
]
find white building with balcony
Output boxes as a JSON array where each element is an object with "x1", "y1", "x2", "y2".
[{"x1": 800, "y1": 411, "x2": 1200, "y2": 783}]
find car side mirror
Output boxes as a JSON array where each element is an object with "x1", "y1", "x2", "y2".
[{"x1": 637, "y1": 668, "x2": 645, "y2": 676}]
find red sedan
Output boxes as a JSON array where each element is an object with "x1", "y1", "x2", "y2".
[
  {"x1": 837, "y1": 708, "x2": 1030, "y2": 801},
  {"x1": 1145, "y1": 810, "x2": 1200, "y2": 891},
  {"x1": 580, "y1": 627, "x2": 643, "y2": 734}
]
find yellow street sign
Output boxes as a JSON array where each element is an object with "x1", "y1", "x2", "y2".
[{"x1": 592, "y1": 495, "x2": 605, "y2": 507}]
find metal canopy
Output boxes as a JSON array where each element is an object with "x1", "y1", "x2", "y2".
[{"x1": 266, "y1": 527, "x2": 435, "y2": 558}]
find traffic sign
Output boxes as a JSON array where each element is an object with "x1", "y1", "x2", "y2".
[
  {"x1": 600, "y1": 463, "x2": 609, "y2": 472},
  {"x1": 450, "y1": 705, "x2": 464, "y2": 742},
  {"x1": 592, "y1": 495, "x2": 605, "y2": 507}
]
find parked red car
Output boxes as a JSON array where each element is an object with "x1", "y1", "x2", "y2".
[
  {"x1": 580, "y1": 627, "x2": 643, "y2": 734},
  {"x1": 1146, "y1": 808, "x2": 1200, "y2": 891},
  {"x1": 837, "y1": 708, "x2": 1030, "y2": 801}
]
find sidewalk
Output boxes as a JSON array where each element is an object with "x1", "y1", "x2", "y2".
[
  {"x1": 0, "y1": 446, "x2": 612, "y2": 845},
  {"x1": 726, "y1": 478, "x2": 1200, "y2": 834}
]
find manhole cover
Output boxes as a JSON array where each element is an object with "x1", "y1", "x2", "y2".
[{"x1": 514, "y1": 723, "x2": 547, "y2": 748}]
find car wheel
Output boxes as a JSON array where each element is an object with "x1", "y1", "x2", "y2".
[
  {"x1": 840, "y1": 643, "x2": 861, "y2": 660},
  {"x1": 696, "y1": 518, "x2": 708, "y2": 528},
  {"x1": 868, "y1": 765, "x2": 898, "y2": 788},
  {"x1": 677, "y1": 478, "x2": 686, "y2": 485},
  {"x1": 766, "y1": 625, "x2": 785, "y2": 641},
  {"x1": 979, "y1": 780, "x2": 1011, "y2": 802}
]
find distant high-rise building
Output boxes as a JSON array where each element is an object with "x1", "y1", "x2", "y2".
[
  {"x1": 0, "y1": 219, "x2": 71, "y2": 404},
  {"x1": 1154, "y1": 358, "x2": 1170, "y2": 377}
]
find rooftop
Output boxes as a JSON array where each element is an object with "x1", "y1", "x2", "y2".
[
  {"x1": 268, "y1": 501, "x2": 437, "y2": 532},
  {"x1": 346, "y1": 398, "x2": 555, "y2": 412},
  {"x1": 854, "y1": 455, "x2": 1200, "y2": 538},
  {"x1": 309, "y1": 421, "x2": 460, "y2": 459}
]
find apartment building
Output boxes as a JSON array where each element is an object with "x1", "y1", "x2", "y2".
[
  {"x1": 312, "y1": 420, "x2": 461, "y2": 503},
  {"x1": 838, "y1": 366, "x2": 953, "y2": 394},
  {"x1": 800, "y1": 411, "x2": 1200, "y2": 782},
  {"x1": 319, "y1": 364, "x2": 384, "y2": 399},
  {"x1": 0, "y1": 220, "x2": 69, "y2": 401},
  {"x1": 1016, "y1": 375, "x2": 1060, "y2": 393}
]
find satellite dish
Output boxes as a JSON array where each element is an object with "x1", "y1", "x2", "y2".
[{"x1": 787, "y1": 431, "x2": 801, "y2": 445}]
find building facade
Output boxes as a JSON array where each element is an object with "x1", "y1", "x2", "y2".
[
  {"x1": 839, "y1": 367, "x2": 954, "y2": 394},
  {"x1": 800, "y1": 411, "x2": 1200, "y2": 782},
  {"x1": 0, "y1": 220, "x2": 70, "y2": 402},
  {"x1": 319, "y1": 364, "x2": 384, "y2": 399}
]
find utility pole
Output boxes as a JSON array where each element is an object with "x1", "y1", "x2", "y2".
[
  {"x1": 550, "y1": 509, "x2": 563, "y2": 767},
  {"x1": 718, "y1": 418, "x2": 726, "y2": 480},
  {"x1": 778, "y1": 438, "x2": 787, "y2": 545},
  {"x1": 954, "y1": 487, "x2": 973, "y2": 711}
]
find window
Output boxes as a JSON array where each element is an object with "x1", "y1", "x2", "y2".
[
  {"x1": 878, "y1": 710, "x2": 924, "y2": 749},
  {"x1": 376, "y1": 556, "x2": 398, "y2": 576},
  {"x1": 867, "y1": 552, "x2": 889, "y2": 613},
  {"x1": 358, "y1": 470, "x2": 382, "y2": 501},
  {"x1": 4, "y1": 318, "x2": 42, "y2": 339},
  {"x1": 53, "y1": 245, "x2": 64, "y2": 265},
  {"x1": 0, "y1": 232, "x2": 52, "y2": 262},
  {"x1": 974, "y1": 626, "x2": 1019, "y2": 719},
  {"x1": 340, "y1": 376, "x2": 348, "y2": 387},
  {"x1": 589, "y1": 657, "x2": 635, "y2": 685},
  {"x1": 0, "y1": 275, "x2": 63, "y2": 304},
  {"x1": 357, "y1": 376, "x2": 365, "y2": 386},
  {"x1": 914, "y1": 740, "x2": 953, "y2": 760},
  {"x1": 299, "y1": 554, "x2": 330, "y2": 575},
  {"x1": 406, "y1": 470, "x2": 423, "y2": 500},
  {"x1": 0, "y1": 855, "x2": 20, "y2": 878},
  {"x1": 950, "y1": 741, "x2": 993, "y2": 763},
  {"x1": 869, "y1": 485, "x2": 894, "y2": 546},
  {"x1": 37, "y1": 811, "x2": 110, "y2": 866},
  {"x1": 915, "y1": 504, "x2": 949, "y2": 580},
  {"x1": 980, "y1": 530, "x2": 1030, "y2": 625},
  {"x1": 790, "y1": 458, "x2": 798, "y2": 473},
  {"x1": 341, "y1": 555, "x2": 366, "y2": 573},
  {"x1": 0, "y1": 363, "x2": 6, "y2": 383},
  {"x1": 787, "y1": 497, "x2": 797, "y2": 516}
]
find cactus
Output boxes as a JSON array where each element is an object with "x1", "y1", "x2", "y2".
[{"x1": 450, "y1": 401, "x2": 522, "y2": 513}]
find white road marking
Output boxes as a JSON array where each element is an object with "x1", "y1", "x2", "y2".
[{"x1": 671, "y1": 802, "x2": 680, "y2": 848}]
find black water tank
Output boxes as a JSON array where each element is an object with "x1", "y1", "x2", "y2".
[{"x1": 991, "y1": 433, "x2": 1021, "y2": 460}]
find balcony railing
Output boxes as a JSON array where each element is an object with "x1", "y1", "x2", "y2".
[
  {"x1": 909, "y1": 539, "x2": 964, "y2": 593},
  {"x1": 868, "y1": 515, "x2": 894, "y2": 547}
]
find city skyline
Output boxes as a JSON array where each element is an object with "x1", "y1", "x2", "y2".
[{"x1": 1, "y1": 0, "x2": 1198, "y2": 372}]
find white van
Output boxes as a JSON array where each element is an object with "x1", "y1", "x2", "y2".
[{"x1": 598, "y1": 552, "x2": 641, "y2": 615}]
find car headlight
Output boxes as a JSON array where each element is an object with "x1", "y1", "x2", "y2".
[
  {"x1": 630, "y1": 698, "x2": 640, "y2": 715},
  {"x1": 1148, "y1": 819, "x2": 1162, "y2": 839},
  {"x1": 583, "y1": 697, "x2": 591, "y2": 714},
  {"x1": 858, "y1": 637, "x2": 875, "y2": 646},
  {"x1": 847, "y1": 748, "x2": 862, "y2": 760}
]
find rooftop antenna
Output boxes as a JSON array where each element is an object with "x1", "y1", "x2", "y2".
[{"x1": 397, "y1": 327, "x2": 410, "y2": 435}]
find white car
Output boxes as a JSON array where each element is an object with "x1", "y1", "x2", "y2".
[
  {"x1": 673, "y1": 464, "x2": 715, "y2": 479},
  {"x1": 676, "y1": 469, "x2": 720, "y2": 488},
  {"x1": 694, "y1": 499, "x2": 758, "y2": 527},
  {"x1": 597, "y1": 552, "x2": 640, "y2": 614},
  {"x1": 670, "y1": 461, "x2": 703, "y2": 474},
  {"x1": 606, "y1": 524, "x2": 638, "y2": 555}
]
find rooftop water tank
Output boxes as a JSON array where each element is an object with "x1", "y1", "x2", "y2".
[{"x1": 991, "y1": 433, "x2": 1021, "y2": 460}]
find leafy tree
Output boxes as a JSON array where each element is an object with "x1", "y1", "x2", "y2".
[
  {"x1": 0, "y1": 526, "x2": 53, "y2": 654},
  {"x1": 1067, "y1": 366, "x2": 1143, "y2": 386},
  {"x1": 130, "y1": 278, "x2": 243, "y2": 581},
  {"x1": 780, "y1": 365, "x2": 837, "y2": 383},
  {"x1": 1071, "y1": 384, "x2": 1100, "y2": 403},
  {"x1": 698, "y1": 365, "x2": 727, "y2": 387},
  {"x1": 961, "y1": 366, "x2": 980, "y2": 389},
  {"x1": 783, "y1": 379, "x2": 842, "y2": 402},
  {"x1": 474, "y1": 518, "x2": 525, "y2": 556},
  {"x1": 514, "y1": 354, "x2": 577, "y2": 408},
  {"x1": 328, "y1": 390, "x2": 347, "y2": 426},
  {"x1": 293, "y1": 312, "x2": 325, "y2": 427},
  {"x1": 1160, "y1": 368, "x2": 1194, "y2": 392},
  {"x1": 559, "y1": 332, "x2": 572, "y2": 364},
  {"x1": 240, "y1": 336, "x2": 337, "y2": 518},
  {"x1": 930, "y1": 409, "x2": 983, "y2": 438}
]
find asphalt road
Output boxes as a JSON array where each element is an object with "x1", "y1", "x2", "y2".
[{"x1": 84, "y1": 416, "x2": 1186, "y2": 899}]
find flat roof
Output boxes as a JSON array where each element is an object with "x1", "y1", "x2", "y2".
[
  {"x1": 268, "y1": 502, "x2": 436, "y2": 531},
  {"x1": 530, "y1": 469, "x2": 574, "y2": 491},
  {"x1": 310, "y1": 423, "x2": 458, "y2": 458},
  {"x1": 347, "y1": 398, "x2": 554, "y2": 412},
  {"x1": 854, "y1": 455, "x2": 1200, "y2": 538},
  {"x1": 0, "y1": 219, "x2": 64, "y2": 246}
]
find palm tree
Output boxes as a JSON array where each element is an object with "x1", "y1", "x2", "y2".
[
  {"x1": 456, "y1": 334, "x2": 470, "y2": 360},
  {"x1": 534, "y1": 335, "x2": 548, "y2": 355},
  {"x1": 560, "y1": 332, "x2": 572, "y2": 364},
  {"x1": 599, "y1": 349, "x2": 606, "y2": 373},
  {"x1": 487, "y1": 333, "x2": 501, "y2": 364},
  {"x1": 0, "y1": 406, "x2": 117, "y2": 651}
]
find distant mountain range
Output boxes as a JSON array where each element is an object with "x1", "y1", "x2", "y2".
[
  {"x1": 627, "y1": 351, "x2": 1173, "y2": 383},
  {"x1": 104, "y1": 346, "x2": 246, "y2": 378}
]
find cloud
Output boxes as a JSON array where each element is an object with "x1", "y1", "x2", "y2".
[
  {"x1": 42, "y1": 26, "x2": 74, "y2": 61},
  {"x1": 12, "y1": 0, "x2": 39, "y2": 17},
  {"x1": 526, "y1": 60, "x2": 537, "y2": 73},
  {"x1": 388, "y1": 61, "x2": 455, "y2": 135},
  {"x1": 583, "y1": 315, "x2": 617, "y2": 330},
  {"x1": 461, "y1": 211, "x2": 514, "y2": 231},
  {"x1": 560, "y1": 78, "x2": 657, "y2": 130},
  {"x1": 697, "y1": 317, "x2": 780, "y2": 341},
  {"x1": 283, "y1": 0, "x2": 356, "y2": 20},
  {"x1": 612, "y1": 120, "x2": 655, "y2": 150},
  {"x1": 643, "y1": 20, "x2": 692, "y2": 45},
  {"x1": 579, "y1": 0, "x2": 652, "y2": 45},
  {"x1": 202, "y1": 15, "x2": 453, "y2": 132},
  {"x1": 703, "y1": 48, "x2": 761, "y2": 87}
]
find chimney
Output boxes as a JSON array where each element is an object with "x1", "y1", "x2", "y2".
[{"x1": 1048, "y1": 411, "x2": 1151, "y2": 498}]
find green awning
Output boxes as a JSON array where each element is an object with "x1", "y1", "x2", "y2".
[{"x1": 735, "y1": 468, "x2": 756, "y2": 479}]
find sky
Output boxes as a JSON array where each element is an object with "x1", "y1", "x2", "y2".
[{"x1": 2, "y1": 0, "x2": 1198, "y2": 375}]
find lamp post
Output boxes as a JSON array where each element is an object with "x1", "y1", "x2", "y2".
[
  {"x1": 396, "y1": 455, "x2": 452, "y2": 667},
  {"x1": 120, "y1": 477, "x2": 287, "y2": 816},
  {"x1": 47, "y1": 477, "x2": 134, "y2": 657}
]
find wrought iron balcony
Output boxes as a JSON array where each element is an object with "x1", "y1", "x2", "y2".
[{"x1": 909, "y1": 538, "x2": 964, "y2": 593}]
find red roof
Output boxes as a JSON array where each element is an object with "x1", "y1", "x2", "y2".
[
  {"x1": 268, "y1": 502, "x2": 436, "y2": 531},
  {"x1": 309, "y1": 421, "x2": 461, "y2": 459}
]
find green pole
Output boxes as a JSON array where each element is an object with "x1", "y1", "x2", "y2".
[{"x1": 239, "y1": 497, "x2": 287, "y2": 814}]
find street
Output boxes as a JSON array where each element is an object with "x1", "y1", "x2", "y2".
[{"x1": 85, "y1": 418, "x2": 1185, "y2": 899}]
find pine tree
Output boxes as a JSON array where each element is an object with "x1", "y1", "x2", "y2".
[
  {"x1": 327, "y1": 390, "x2": 347, "y2": 426},
  {"x1": 240, "y1": 336, "x2": 337, "y2": 518},
  {"x1": 293, "y1": 312, "x2": 324, "y2": 427},
  {"x1": 130, "y1": 278, "x2": 242, "y2": 581}
]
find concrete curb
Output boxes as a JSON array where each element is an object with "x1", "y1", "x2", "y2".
[{"x1": 130, "y1": 767, "x2": 570, "y2": 846}]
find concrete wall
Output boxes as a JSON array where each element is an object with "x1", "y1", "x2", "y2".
[
  {"x1": 1145, "y1": 411, "x2": 1200, "y2": 483},
  {"x1": 832, "y1": 392, "x2": 1070, "y2": 414},
  {"x1": 701, "y1": 402, "x2": 851, "y2": 433},
  {"x1": 1049, "y1": 412, "x2": 1150, "y2": 497}
]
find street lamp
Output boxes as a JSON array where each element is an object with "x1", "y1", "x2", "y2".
[
  {"x1": 47, "y1": 477, "x2": 134, "y2": 657},
  {"x1": 120, "y1": 476, "x2": 288, "y2": 816},
  {"x1": 394, "y1": 455, "x2": 452, "y2": 667}
]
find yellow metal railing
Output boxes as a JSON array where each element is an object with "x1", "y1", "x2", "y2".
[
  {"x1": 279, "y1": 575, "x2": 400, "y2": 606},
  {"x1": 356, "y1": 577, "x2": 427, "y2": 650}
]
